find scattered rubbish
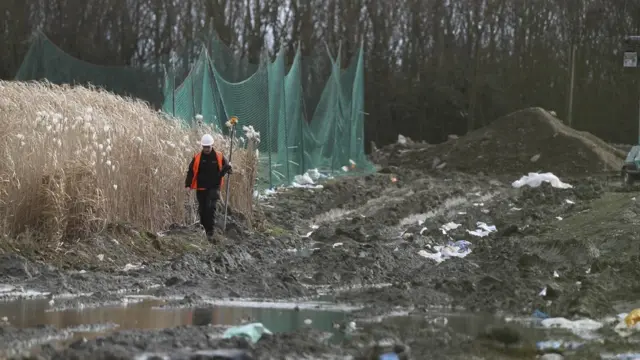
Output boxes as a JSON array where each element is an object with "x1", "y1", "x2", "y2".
[
  {"x1": 379, "y1": 353, "x2": 399, "y2": 360},
  {"x1": 553, "y1": 271, "x2": 560, "y2": 278},
  {"x1": 97, "y1": 254, "x2": 104, "y2": 261},
  {"x1": 536, "y1": 340, "x2": 584, "y2": 351},
  {"x1": 293, "y1": 173, "x2": 315, "y2": 186},
  {"x1": 302, "y1": 231, "x2": 314, "y2": 238},
  {"x1": 512, "y1": 172, "x2": 572, "y2": 189},
  {"x1": 565, "y1": 199, "x2": 575, "y2": 204},
  {"x1": 332, "y1": 243, "x2": 343, "y2": 248},
  {"x1": 539, "y1": 287, "x2": 547, "y2": 297},
  {"x1": 625, "y1": 308, "x2": 640, "y2": 327},
  {"x1": 540, "y1": 317, "x2": 603, "y2": 339},
  {"x1": 601, "y1": 352, "x2": 640, "y2": 360},
  {"x1": 419, "y1": 227, "x2": 428, "y2": 235},
  {"x1": 304, "y1": 319, "x2": 312, "y2": 325},
  {"x1": 222, "y1": 322, "x2": 272, "y2": 344},
  {"x1": 123, "y1": 263, "x2": 144, "y2": 272},
  {"x1": 449, "y1": 240, "x2": 471, "y2": 252},
  {"x1": 556, "y1": 216, "x2": 563, "y2": 221},
  {"x1": 510, "y1": 207, "x2": 522, "y2": 211},
  {"x1": 397, "y1": 134, "x2": 407, "y2": 145},
  {"x1": 466, "y1": 222, "x2": 497, "y2": 237},
  {"x1": 533, "y1": 309, "x2": 549, "y2": 319},
  {"x1": 530, "y1": 154, "x2": 541, "y2": 162},
  {"x1": 440, "y1": 222, "x2": 461, "y2": 234},
  {"x1": 418, "y1": 242, "x2": 472, "y2": 263},
  {"x1": 539, "y1": 354, "x2": 564, "y2": 360},
  {"x1": 307, "y1": 169, "x2": 321, "y2": 181}
]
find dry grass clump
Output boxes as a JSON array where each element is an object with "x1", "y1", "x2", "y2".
[{"x1": 0, "y1": 81, "x2": 259, "y2": 242}]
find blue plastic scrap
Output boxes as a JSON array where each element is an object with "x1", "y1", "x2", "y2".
[
  {"x1": 379, "y1": 353, "x2": 399, "y2": 360},
  {"x1": 446, "y1": 240, "x2": 472, "y2": 252},
  {"x1": 533, "y1": 309, "x2": 550, "y2": 319}
]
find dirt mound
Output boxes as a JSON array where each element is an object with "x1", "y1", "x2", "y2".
[{"x1": 378, "y1": 107, "x2": 624, "y2": 175}]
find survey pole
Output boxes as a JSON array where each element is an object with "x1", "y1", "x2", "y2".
[
  {"x1": 623, "y1": 36, "x2": 640, "y2": 144},
  {"x1": 567, "y1": 44, "x2": 576, "y2": 127}
]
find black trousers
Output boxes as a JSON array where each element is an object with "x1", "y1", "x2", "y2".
[{"x1": 196, "y1": 189, "x2": 219, "y2": 234}]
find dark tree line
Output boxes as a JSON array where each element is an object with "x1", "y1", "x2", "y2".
[{"x1": 2, "y1": 0, "x2": 640, "y2": 147}]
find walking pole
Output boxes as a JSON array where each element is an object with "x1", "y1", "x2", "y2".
[{"x1": 223, "y1": 116, "x2": 238, "y2": 231}]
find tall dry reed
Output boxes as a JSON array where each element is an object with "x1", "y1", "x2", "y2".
[{"x1": 0, "y1": 81, "x2": 259, "y2": 242}]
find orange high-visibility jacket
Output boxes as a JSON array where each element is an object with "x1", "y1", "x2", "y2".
[{"x1": 189, "y1": 151, "x2": 225, "y2": 190}]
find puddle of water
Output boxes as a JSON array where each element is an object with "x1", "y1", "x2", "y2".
[{"x1": 0, "y1": 298, "x2": 349, "y2": 341}]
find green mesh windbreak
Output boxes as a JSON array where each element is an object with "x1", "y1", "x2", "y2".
[
  {"x1": 162, "y1": 39, "x2": 374, "y2": 188},
  {"x1": 15, "y1": 31, "x2": 162, "y2": 107},
  {"x1": 15, "y1": 31, "x2": 374, "y2": 189}
]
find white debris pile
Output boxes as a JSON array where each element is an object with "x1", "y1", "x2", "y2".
[
  {"x1": 253, "y1": 169, "x2": 330, "y2": 199},
  {"x1": 512, "y1": 172, "x2": 572, "y2": 189},
  {"x1": 540, "y1": 317, "x2": 603, "y2": 340},
  {"x1": 467, "y1": 222, "x2": 497, "y2": 237},
  {"x1": 292, "y1": 168, "x2": 326, "y2": 189},
  {"x1": 417, "y1": 217, "x2": 498, "y2": 263},
  {"x1": 418, "y1": 240, "x2": 472, "y2": 263},
  {"x1": 440, "y1": 222, "x2": 461, "y2": 234}
]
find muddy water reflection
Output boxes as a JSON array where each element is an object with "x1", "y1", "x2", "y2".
[{"x1": 0, "y1": 298, "x2": 348, "y2": 336}]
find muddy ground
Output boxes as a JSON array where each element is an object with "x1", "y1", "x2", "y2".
[{"x1": 2, "y1": 151, "x2": 640, "y2": 358}]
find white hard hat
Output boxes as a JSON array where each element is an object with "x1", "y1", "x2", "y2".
[{"x1": 201, "y1": 134, "x2": 214, "y2": 146}]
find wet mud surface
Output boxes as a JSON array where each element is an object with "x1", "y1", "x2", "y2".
[{"x1": 3, "y1": 140, "x2": 640, "y2": 358}]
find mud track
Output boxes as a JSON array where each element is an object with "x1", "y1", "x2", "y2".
[{"x1": 2, "y1": 166, "x2": 640, "y2": 359}]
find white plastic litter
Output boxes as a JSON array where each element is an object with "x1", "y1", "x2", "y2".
[
  {"x1": 292, "y1": 183, "x2": 323, "y2": 189},
  {"x1": 123, "y1": 263, "x2": 144, "y2": 272},
  {"x1": 397, "y1": 134, "x2": 407, "y2": 145},
  {"x1": 466, "y1": 222, "x2": 497, "y2": 237},
  {"x1": 512, "y1": 172, "x2": 572, "y2": 189},
  {"x1": 539, "y1": 287, "x2": 547, "y2": 296},
  {"x1": 418, "y1": 243, "x2": 471, "y2": 263},
  {"x1": 293, "y1": 173, "x2": 315, "y2": 186},
  {"x1": 540, "y1": 317, "x2": 603, "y2": 339},
  {"x1": 440, "y1": 222, "x2": 461, "y2": 234},
  {"x1": 307, "y1": 168, "x2": 321, "y2": 181}
]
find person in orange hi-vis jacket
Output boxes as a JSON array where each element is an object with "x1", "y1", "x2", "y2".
[{"x1": 185, "y1": 134, "x2": 232, "y2": 242}]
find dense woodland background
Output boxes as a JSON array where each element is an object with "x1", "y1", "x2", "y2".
[{"x1": 2, "y1": 0, "x2": 640, "y2": 147}]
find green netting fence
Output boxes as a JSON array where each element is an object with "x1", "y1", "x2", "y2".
[
  {"x1": 14, "y1": 31, "x2": 375, "y2": 189},
  {"x1": 15, "y1": 31, "x2": 163, "y2": 107},
  {"x1": 163, "y1": 36, "x2": 375, "y2": 189}
]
